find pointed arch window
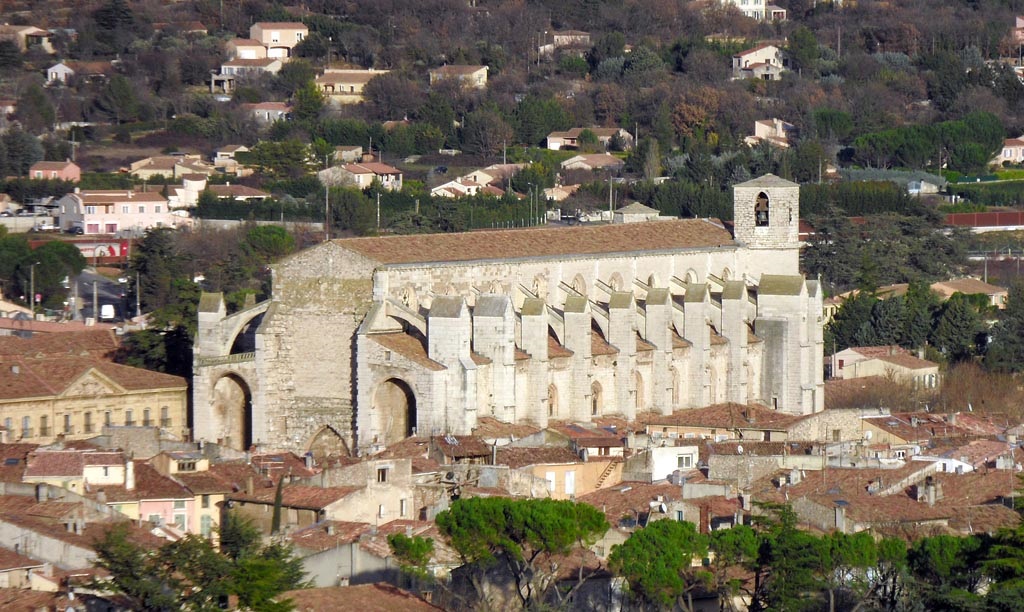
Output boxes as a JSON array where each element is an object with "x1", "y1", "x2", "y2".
[{"x1": 755, "y1": 192, "x2": 770, "y2": 227}]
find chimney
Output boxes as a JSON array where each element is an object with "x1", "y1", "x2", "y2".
[
  {"x1": 924, "y1": 475, "x2": 936, "y2": 507},
  {"x1": 97, "y1": 489, "x2": 106, "y2": 503},
  {"x1": 10, "y1": 365, "x2": 18, "y2": 375},
  {"x1": 246, "y1": 475, "x2": 254, "y2": 496},
  {"x1": 35, "y1": 483, "x2": 46, "y2": 503},
  {"x1": 125, "y1": 460, "x2": 135, "y2": 491},
  {"x1": 326, "y1": 523, "x2": 335, "y2": 536},
  {"x1": 128, "y1": 191, "x2": 133, "y2": 199}
]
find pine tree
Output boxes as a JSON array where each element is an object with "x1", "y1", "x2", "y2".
[{"x1": 986, "y1": 283, "x2": 1024, "y2": 372}]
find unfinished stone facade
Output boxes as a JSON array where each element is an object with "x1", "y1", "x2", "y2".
[{"x1": 193, "y1": 175, "x2": 824, "y2": 455}]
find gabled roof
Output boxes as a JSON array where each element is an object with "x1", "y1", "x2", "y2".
[
  {"x1": 332, "y1": 218, "x2": 734, "y2": 266},
  {"x1": 645, "y1": 403, "x2": 804, "y2": 431},
  {"x1": 252, "y1": 22, "x2": 308, "y2": 29},
  {"x1": 430, "y1": 64, "x2": 487, "y2": 76},
  {"x1": 734, "y1": 173, "x2": 798, "y2": 189},
  {"x1": 229, "y1": 484, "x2": 359, "y2": 510},
  {"x1": 280, "y1": 583, "x2": 443, "y2": 611}
]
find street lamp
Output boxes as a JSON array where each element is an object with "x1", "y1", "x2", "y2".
[{"x1": 28, "y1": 261, "x2": 40, "y2": 315}]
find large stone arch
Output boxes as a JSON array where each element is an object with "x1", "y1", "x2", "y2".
[
  {"x1": 374, "y1": 378, "x2": 417, "y2": 446},
  {"x1": 306, "y1": 425, "x2": 351, "y2": 458},
  {"x1": 229, "y1": 312, "x2": 265, "y2": 354},
  {"x1": 211, "y1": 373, "x2": 252, "y2": 451},
  {"x1": 216, "y1": 302, "x2": 270, "y2": 356}
]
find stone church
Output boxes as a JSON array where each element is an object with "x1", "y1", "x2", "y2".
[{"x1": 192, "y1": 175, "x2": 824, "y2": 456}]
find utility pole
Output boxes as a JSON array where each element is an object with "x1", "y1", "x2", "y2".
[
  {"x1": 28, "y1": 263, "x2": 35, "y2": 315},
  {"x1": 135, "y1": 274, "x2": 140, "y2": 318},
  {"x1": 376, "y1": 192, "x2": 381, "y2": 231},
  {"x1": 324, "y1": 155, "x2": 330, "y2": 241},
  {"x1": 92, "y1": 281, "x2": 98, "y2": 323}
]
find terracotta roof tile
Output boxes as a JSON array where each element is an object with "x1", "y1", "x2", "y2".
[
  {"x1": 289, "y1": 520, "x2": 373, "y2": 552},
  {"x1": 577, "y1": 481, "x2": 684, "y2": 526},
  {"x1": 472, "y1": 417, "x2": 541, "y2": 440},
  {"x1": 369, "y1": 333, "x2": 444, "y2": 371},
  {"x1": 334, "y1": 219, "x2": 733, "y2": 266},
  {"x1": 281, "y1": 583, "x2": 443, "y2": 611},
  {"x1": 644, "y1": 403, "x2": 803, "y2": 430},
  {"x1": 496, "y1": 446, "x2": 581, "y2": 468},
  {"x1": 229, "y1": 484, "x2": 359, "y2": 510},
  {"x1": 433, "y1": 435, "x2": 491, "y2": 458}
]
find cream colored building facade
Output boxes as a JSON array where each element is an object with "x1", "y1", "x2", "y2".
[
  {"x1": 193, "y1": 175, "x2": 824, "y2": 456},
  {"x1": 0, "y1": 359, "x2": 188, "y2": 445}
]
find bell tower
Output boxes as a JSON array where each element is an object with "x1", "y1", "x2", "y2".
[{"x1": 732, "y1": 174, "x2": 800, "y2": 250}]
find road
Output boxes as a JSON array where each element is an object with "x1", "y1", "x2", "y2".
[{"x1": 68, "y1": 268, "x2": 131, "y2": 322}]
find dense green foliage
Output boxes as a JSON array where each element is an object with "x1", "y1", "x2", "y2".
[
  {"x1": 436, "y1": 497, "x2": 609, "y2": 609},
  {"x1": 92, "y1": 517, "x2": 307, "y2": 612}
]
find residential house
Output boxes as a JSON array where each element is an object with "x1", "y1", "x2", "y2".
[
  {"x1": 129, "y1": 155, "x2": 216, "y2": 180},
  {"x1": 243, "y1": 102, "x2": 291, "y2": 124},
  {"x1": 220, "y1": 57, "x2": 282, "y2": 77},
  {"x1": 334, "y1": 145, "x2": 363, "y2": 163},
  {"x1": 745, "y1": 118, "x2": 798, "y2": 148},
  {"x1": 552, "y1": 30, "x2": 591, "y2": 48},
  {"x1": 546, "y1": 127, "x2": 634, "y2": 151},
  {"x1": 334, "y1": 162, "x2": 403, "y2": 191},
  {"x1": 316, "y1": 69, "x2": 389, "y2": 104},
  {"x1": 45, "y1": 60, "x2": 114, "y2": 85},
  {"x1": 225, "y1": 38, "x2": 267, "y2": 60},
  {"x1": 719, "y1": 0, "x2": 786, "y2": 20},
  {"x1": 645, "y1": 403, "x2": 805, "y2": 443},
  {"x1": 0, "y1": 492, "x2": 158, "y2": 570},
  {"x1": 58, "y1": 189, "x2": 190, "y2": 235},
  {"x1": 429, "y1": 435, "x2": 492, "y2": 465},
  {"x1": 205, "y1": 183, "x2": 270, "y2": 202},
  {"x1": 861, "y1": 412, "x2": 973, "y2": 459},
  {"x1": 430, "y1": 178, "x2": 487, "y2": 198},
  {"x1": 213, "y1": 144, "x2": 250, "y2": 175},
  {"x1": 429, "y1": 65, "x2": 488, "y2": 89},
  {"x1": 0, "y1": 24, "x2": 53, "y2": 53},
  {"x1": 560, "y1": 153, "x2": 626, "y2": 172},
  {"x1": 496, "y1": 446, "x2": 619, "y2": 500},
  {"x1": 93, "y1": 460, "x2": 194, "y2": 532},
  {"x1": 830, "y1": 345, "x2": 940, "y2": 388},
  {"x1": 28, "y1": 160, "x2": 80, "y2": 182},
  {"x1": 614, "y1": 202, "x2": 666, "y2": 224},
  {"x1": 912, "y1": 439, "x2": 1016, "y2": 475},
  {"x1": 997, "y1": 136, "x2": 1024, "y2": 164},
  {"x1": 0, "y1": 333, "x2": 189, "y2": 443},
  {"x1": 0, "y1": 548, "x2": 45, "y2": 589},
  {"x1": 461, "y1": 163, "x2": 525, "y2": 187},
  {"x1": 149, "y1": 451, "x2": 225, "y2": 541},
  {"x1": 22, "y1": 450, "x2": 125, "y2": 494},
  {"x1": 931, "y1": 277, "x2": 1008, "y2": 308},
  {"x1": 249, "y1": 22, "x2": 308, "y2": 59},
  {"x1": 732, "y1": 44, "x2": 787, "y2": 80}
]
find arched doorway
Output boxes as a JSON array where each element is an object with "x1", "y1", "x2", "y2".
[
  {"x1": 374, "y1": 379, "x2": 416, "y2": 446},
  {"x1": 212, "y1": 374, "x2": 252, "y2": 451},
  {"x1": 307, "y1": 425, "x2": 350, "y2": 458}
]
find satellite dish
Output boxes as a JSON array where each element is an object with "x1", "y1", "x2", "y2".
[
  {"x1": 658, "y1": 502, "x2": 667, "y2": 513},
  {"x1": 736, "y1": 445, "x2": 744, "y2": 455},
  {"x1": 864, "y1": 431, "x2": 873, "y2": 441}
]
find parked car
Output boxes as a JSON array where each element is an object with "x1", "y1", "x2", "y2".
[
  {"x1": 65, "y1": 226, "x2": 84, "y2": 235},
  {"x1": 0, "y1": 210, "x2": 10, "y2": 217},
  {"x1": 31, "y1": 222, "x2": 57, "y2": 232}
]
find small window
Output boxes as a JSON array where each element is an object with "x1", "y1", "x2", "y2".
[
  {"x1": 400, "y1": 498, "x2": 407, "y2": 517},
  {"x1": 378, "y1": 504, "x2": 385, "y2": 518},
  {"x1": 154, "y1": 205, "x2": 162, "y2": 214},
  {"x1": 104, "y1": 411, "x2": 112, "y2": 426},
  {"x1": 201, "y1": 494, "x2": 210, "y2": 509},
  {"x1": 376, "y1": 467, "x2": 388, "y2": 483},
  {"x1": 63, "y1": 414, "x2": 72, "y2": 434},
  {"x1": 121, "y1": 205, "x2": 129, "y2": 214},
  {"x1": 677, "y1": 454, "x2": 693, "y2": 469},
  {"x1": 125, "y1": 410, "x2": 134, "y2": 426},
  {"x1": 173, "y1": 500, "x2": 186, "y2": 510},
  {"x1": 143, "y1": 409, "x2": 151, "y2": 427},
  {"x1": 137, "y1": 205, "x2": 145, "y2": 214}
]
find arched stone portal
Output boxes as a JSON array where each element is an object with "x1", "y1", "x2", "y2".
[
  {"x1": 307, "y1": 425, "x2": 350, "y2": 458},
  {"x1": 212, "y1": 374, "x2": 252, "y2": 451},
  {"x1": 374, "y1": 378, "x2": 416, "y2": 446}
]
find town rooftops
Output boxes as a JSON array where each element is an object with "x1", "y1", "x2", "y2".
[
  {"x1": 222, "y1": 58, "x2": 280, "y2": 68},
  {"x1": 340, "y1": 162, "x2": 402, "y2": 175},
  {"x1": 280, "y1": 583, "x2": 443, "y2": 611},
  {"x1": 644, "y1": 402, "x2": 805, "y2": 431},
  {"x1": 29, "y1": 160, "x2": 77, "y2": 172},
  {"x1": 495, "y1": 446, "x2": 581, "y2": 469},
  {"x1": 242, "y1": 102, "x2": 291, "y2": 112},
  {"x1": 289, "y1": 520, "x2": 373, "y2": 552},
  {"x1": 330, "y1": 218, "x2": 733, "y2": 266},
  {"x1": 0, "y1": 329, "x2": 118, "y2": 358},
  {"x1": 0, "y1": 356, "x2": 186, "y2": 401},
  {"x1": 733, "y1": 43, "x2": 780, "y2": 57},
  {"x1": 252, "y1": 21, "x2": 307, "y2": 29},
  {"x1": 229, "y1": 485, "x2": 359, "y2": 510}
]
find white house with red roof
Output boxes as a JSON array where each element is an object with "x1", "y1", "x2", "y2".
[
  {"x1": 334, "y1": 161, "x2": 403, "y2": 191},
  {"x1": 830, "y1": 345, "x2": 939, "y2": 388},
  {"x1": 995, "y1": 135, "x2": 1024, "y2": 165},
  {"x1": 732, "y1": 44, "x2": 787, "y2": 80}
]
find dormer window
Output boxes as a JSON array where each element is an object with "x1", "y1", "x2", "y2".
[{"x1": 755, "y1": 192, "x2": 769, "y2": 227}]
